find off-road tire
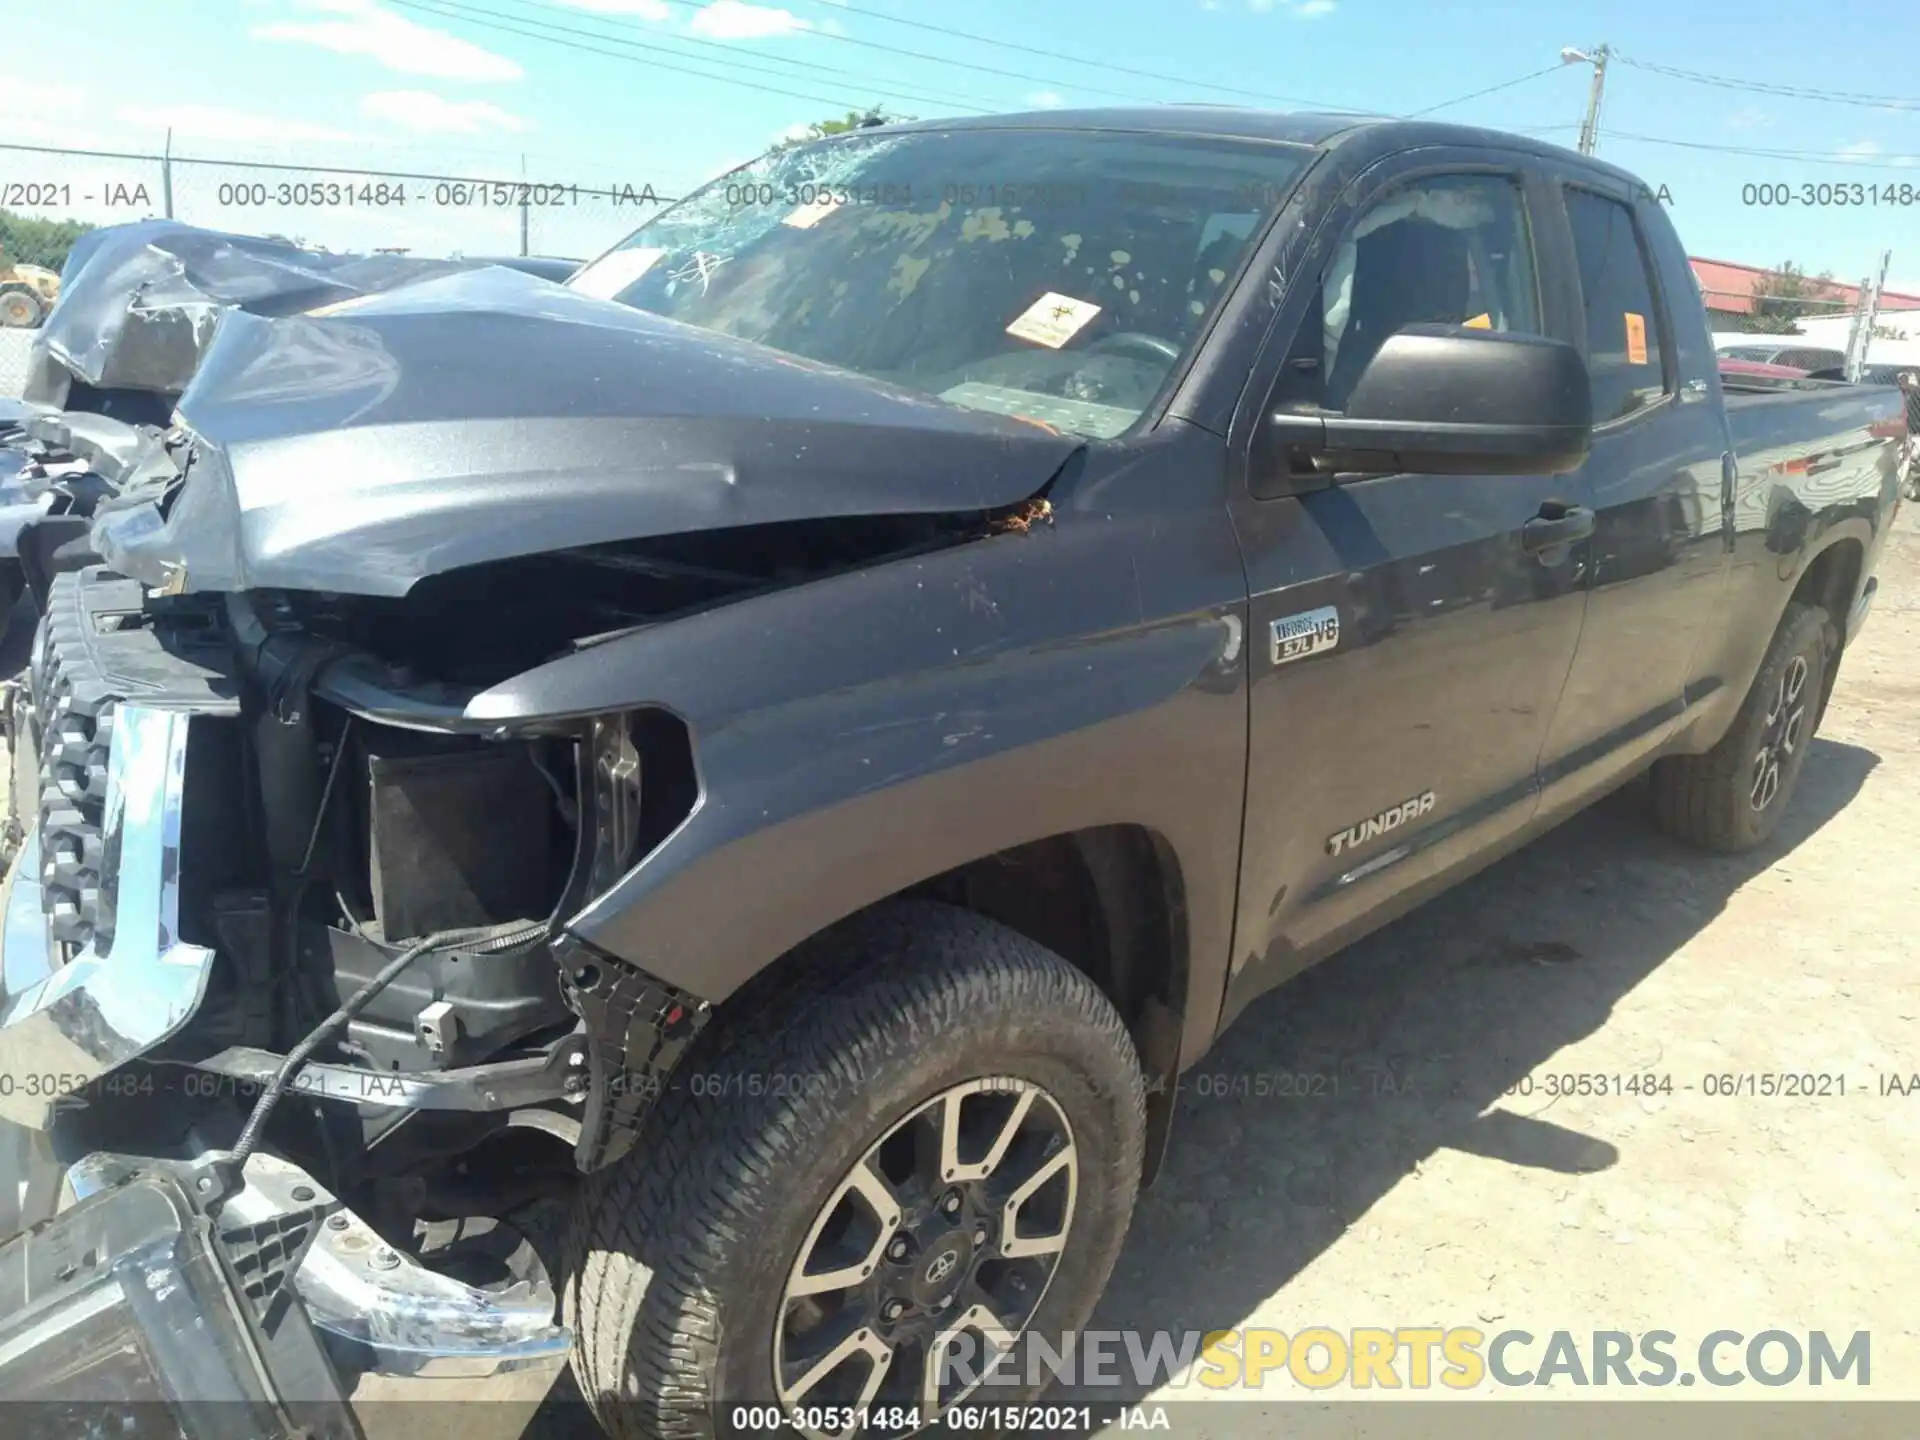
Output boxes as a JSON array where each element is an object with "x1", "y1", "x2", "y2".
[
  {"x1": 0, "y1": 285, "x2": 43, "y2": 329},
  {"x1": 565, "y1": 900, "x2": 1147, "y2": 1439},
  {"x1": 1649, "y1": 600, "x2": 1832, "y2": 853}
]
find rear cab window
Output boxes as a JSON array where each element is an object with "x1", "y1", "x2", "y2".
[{"x1": 1563, "y1": 187, "x2": 1674, "y2": 423}]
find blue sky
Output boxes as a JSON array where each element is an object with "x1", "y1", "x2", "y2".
[{"x1": 3, "y1": 0, "x2": 1916, "y2": 289}]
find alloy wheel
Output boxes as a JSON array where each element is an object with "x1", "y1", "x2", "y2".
[
  {"x1": 1750, "y1": 652, "x2": 1810, "y2": 812},
  {"x1": 773, "y1": 1077, "x2": 1078, "y2": 1435}
]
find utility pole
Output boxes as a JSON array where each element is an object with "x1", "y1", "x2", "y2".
[
  {"x1": 1844, "y1": 250, "x2": 1892, "y2": 382},
  {"x1": 518, "y1": 151, "x2": 530, "y2": 258},
  {"x1": 162, "y1": 127, "x2": 175, "y2": 219},
  {"x1": 1561, "y1": 44, "x2": 1611, "y2": 155}
]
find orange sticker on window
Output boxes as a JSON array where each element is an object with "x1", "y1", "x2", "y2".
[
  {"x1": 1463, "y1": 312, "x2": 1493, "y2": 329},
  {"x1": 1625, "y1": 312, "x2": 1649, "y2": 365}
]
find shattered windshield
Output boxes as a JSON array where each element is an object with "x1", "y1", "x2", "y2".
[{"x1": 567, "y1": 127, "x2": 1310, "y2": 438}]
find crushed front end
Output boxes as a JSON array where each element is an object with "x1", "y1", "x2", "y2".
[
  {"x1": 0, "y1": 561, "x2": 716, "y2": 1436},
  {"x1": 0, "y1": 227, "x2": 1079, "y2": 1432}
]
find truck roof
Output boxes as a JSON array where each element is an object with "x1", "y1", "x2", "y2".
[{"x1": 876, "y1": 107, "x2": 1650, "y2": 190}]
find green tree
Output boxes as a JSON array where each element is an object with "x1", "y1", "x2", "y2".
[
  {"x1": 1746, "y1": 261, "x2": 1842, "y2": 335},
  {"x1": 0, "y1": 208, "x2": 96, "y2": 271},
  {"x1": 771, "y1": 107, "x2": 911, "y2": 151}
]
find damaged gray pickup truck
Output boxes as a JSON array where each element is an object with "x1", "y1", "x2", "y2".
[{"x1": 0, "y1": 108, "x2": 1905, "y2": 1440}]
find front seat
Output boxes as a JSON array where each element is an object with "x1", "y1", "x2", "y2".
[{"x1": 1323, "y1": 217, "x2": 1471, "y2": 411}]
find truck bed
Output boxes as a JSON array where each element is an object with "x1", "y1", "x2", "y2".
[{"x1": 1720, "y1": 380, "x2": 1906, "y2": 548}]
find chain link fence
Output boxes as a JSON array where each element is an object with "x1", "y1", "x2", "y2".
[
  {"x1": 4, "y1": 141, "x2": 679, "y2": 263},
  {"x1": 0, "y1": 330, "x2": 31, "y2": 400}
]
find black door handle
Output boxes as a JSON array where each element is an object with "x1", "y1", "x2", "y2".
[{"x1": 1522, "y1": 504, "x2": 1594, "y2": 553}]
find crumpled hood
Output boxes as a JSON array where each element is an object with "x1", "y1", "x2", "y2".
[
  {"x1": 25, "y1": 219, "x2": 483, "y2": 405},
  {"x1": 92, "y1": 266, "x2": 1081, "y2": 597}
]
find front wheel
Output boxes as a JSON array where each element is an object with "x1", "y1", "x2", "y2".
[
  {"x1": 0, "y1": 286, "x2": 43, "y2": 329},
  {"x1": 1649, "y1": 600, "x2": 1832, "y2": 852},
  {"x1": 566, "y1": 901, "x2": 1147, "y2": 1439}
]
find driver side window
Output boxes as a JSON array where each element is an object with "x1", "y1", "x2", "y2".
[{"x1": 1275, "y1": 172, "x2": 1542, "y2": 415}]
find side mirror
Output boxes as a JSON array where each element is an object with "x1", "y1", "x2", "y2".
[{"x1": 1269, "y1": 324, "x2": 1594, "y2": 478}]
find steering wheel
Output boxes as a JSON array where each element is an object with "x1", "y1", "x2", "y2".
[{"x1": 1085, "y1": 330, "x2": 1181, "y2": 364}]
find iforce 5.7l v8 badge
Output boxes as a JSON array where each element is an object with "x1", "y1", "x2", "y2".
[{"x1": 1270, "y1": 605, "x2": 1340, "y2": 667}]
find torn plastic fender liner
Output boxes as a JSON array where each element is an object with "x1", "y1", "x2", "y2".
[{"x1": 553, "y1": 933, "x2": 710, "y2": 1172}]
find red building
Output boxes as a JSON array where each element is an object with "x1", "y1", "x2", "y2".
[{"x1": 1689, "y1": 256, "x2": 1920, "y2": 323}]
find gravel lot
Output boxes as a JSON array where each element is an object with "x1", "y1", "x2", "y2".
[{"x1": 0, "y1": 332, "x2": 1912, "y2": 1429}]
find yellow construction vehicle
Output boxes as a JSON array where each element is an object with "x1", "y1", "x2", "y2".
[{"x1": 0, "y1": 258, "x2": 60, "y2": 328}]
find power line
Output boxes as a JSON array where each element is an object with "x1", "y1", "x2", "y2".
[
  {"x1": 1403, "y1": 63, "x2": 1566, "y2": 118},
  {"x1": 437, "y1": 0, "x2": 1000, "y2": 115},
  {"x1": 504, "y1": 0, "x2": 1174, "y2": 106},
  {"x1": 1604, "y1": 129, "x2": 1920, "y2": 170},
  {"x1": 776, "y1": 0, "x2": 1353, "y2": 109},
  {"x1": 517, "y1": 0, "x2": 1591, "y2": 125},
  {"x1": 387, "y1": 0, "x2": 951, "y2": 114},
  {"x1": 394, "y1": 0, "x2": 993, "y2": 114},
  {"x1": 1614, "y1": 54, "x2": 1920, "y2": 111}
]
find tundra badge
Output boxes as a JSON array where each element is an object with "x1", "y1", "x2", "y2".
[
  {"x1": 1271, "y1": 605, "x2": 1340, "y2": 667},
  {"x1": 1328, "y1": 790, "x2": 1437, "y2": 856}
]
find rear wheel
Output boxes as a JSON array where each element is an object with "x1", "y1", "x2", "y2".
[
  {"x1": 0, "y1": 286, "x2": 43, "y2": 329},
  {"x1": 565, "y1": 901, "x2": 1147, "y2": 1439},
  {"x1": 1649, "y1": 600, "x2": 1831, "y2": 852}
]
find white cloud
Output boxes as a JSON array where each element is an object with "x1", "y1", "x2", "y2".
[
  {"x1": 1026, "y1": 91, "x2": 1066, "y2": 109},
  {"x1": 772, "y1": 121, "x2": 816, "y2": 143},
  {"x1": 253, "y1": 0, "x2": 523, "y2": 82},
  {"x1": 688, "y1": 0, "x2": 810, "y2": 39},
  {"x1": 1294, "y1": 0, "x2": 1336, "y2": 14},
  {"x1": 552, "y1": 0, "x2": 671, "y2": 16},
  {"x1": 1837, "y1": 141, "x2": 1881, "y2": 159},
  {"x1": 1725, "y1": 105, "x2": 1772, "y2": 131},
  {"x1": 361, "y1": 89, "x2": 528, "y2": 133},
  {"x1": 0, "y1": 75, "x2": 89, "y2": 142},
  {"x1": 114, "y1": 101, "x2": 361, "y2": 143}
]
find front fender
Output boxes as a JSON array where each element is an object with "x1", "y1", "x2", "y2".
[{"x1": 470, "y1": 438, "x2": 1250, "y2": 1068}]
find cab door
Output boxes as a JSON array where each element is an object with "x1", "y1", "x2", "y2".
[
  {"x1": 1532, "y1": 181, "x2": 1733, "y2": 813},
  {"x1": 1219, "y1": 150, "x2": 1594, "y2": 1018}
]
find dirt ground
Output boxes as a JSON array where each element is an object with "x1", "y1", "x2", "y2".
[{"x1": 2, "y1": 511, "x2": 1914, "y2": 1434}]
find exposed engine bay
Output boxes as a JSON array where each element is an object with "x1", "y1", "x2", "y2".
[
  {"x1": 0, "y1": 197, "x2": 1120, "y2": 1422},
  {"x1": 5, "y1": 474, "x2": 1044, "y2": 1280}
]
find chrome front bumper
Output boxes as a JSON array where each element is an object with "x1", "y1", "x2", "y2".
[
  {"x1": 2, "y1": 1150, "x2": 571, "y2": 1438},
  {"x1": 0, "y1": 703, "x2": 216, "y2": 1130},
  {"x1": 0, "y1": 703, "x2": 573, "y2": 1425},
  {"x1": 63, "y1": 1151, "x2": 573, "y2": 1391}
]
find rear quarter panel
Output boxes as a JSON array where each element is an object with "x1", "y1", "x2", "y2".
[{"x1": 1687, "y1": 383, "x2": 1903, "y2": 744}]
